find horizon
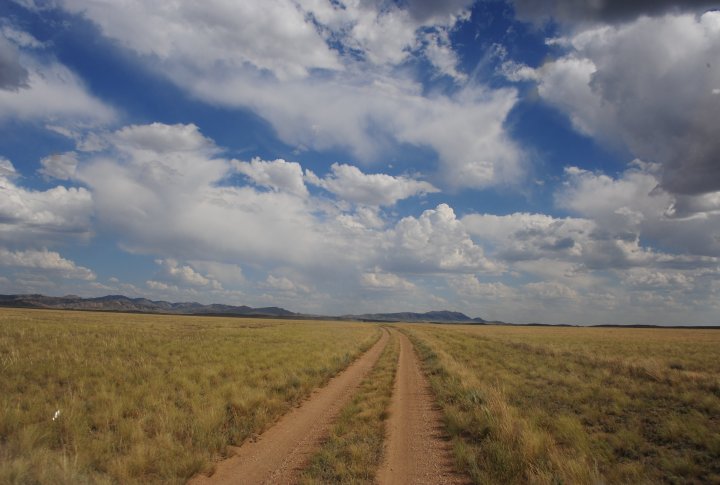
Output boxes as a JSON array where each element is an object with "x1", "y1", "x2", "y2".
[
  {"x1": 3, "y1": 292, "x2": 720, "y2": 328},
  {"x1": 1, "y1": 1, "x2": 720, "y2": 326}
]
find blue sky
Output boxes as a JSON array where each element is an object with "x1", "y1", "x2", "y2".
[{"x1": 1, "y1": 0, "x2": 719, "y2": 324}]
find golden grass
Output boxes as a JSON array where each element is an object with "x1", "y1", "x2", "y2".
[
  {"x1": 0, "y1": 308, "x2": 380, "y2": 484},
  {"x1": 405, "y1": 324, "x2": 720, "y2": 484},
  {"x1": 299, "y1": 328, "x2": 399, "y2": 484}
]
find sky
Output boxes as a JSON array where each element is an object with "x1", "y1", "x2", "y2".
[{"x1": 1, "y1": 0, "x2": 719, "y2": 325}]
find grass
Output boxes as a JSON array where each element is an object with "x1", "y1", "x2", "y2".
[
  {"x1": 405, "y1": 324, "x2": 720, "y2": 485},
  {"x1": 0, "y1": 308, "x2": 380, "y2": 484},
  {"x1": 299, "y1": 328, "x2": 399, "y2": 484}
]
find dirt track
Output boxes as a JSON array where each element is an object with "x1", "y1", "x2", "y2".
[
  {"x1": 378, "y1": 330, "x2": 468, "y2": 485},
  {"x1": 188, "y1": 328, "x2": 389, "y2": 485}
]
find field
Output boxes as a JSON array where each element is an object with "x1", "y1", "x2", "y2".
[
  {"x1": 0, "y1": 308, "x2": 379, "y2": 484},
  {"x1": 2, "y1": 308, "x2": 719, "y2": 484},
  {"x1": 406, "y1": 324, "x2": 720, "y2": 484}
]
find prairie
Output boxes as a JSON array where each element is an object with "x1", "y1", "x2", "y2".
[
  {"x1": 0, "y1": 308, "x2": 379, "y2": 484},
  {"x1": 405, "y1": 324, "x2": 720, "y2": 484}
]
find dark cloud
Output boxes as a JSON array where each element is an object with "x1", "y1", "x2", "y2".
[
  {"x1": 512, "y1": 0, "x2": 717, "y2": 25},
  {"x1": 0, "y1": 36, "x2": 28, "y2": 90}
]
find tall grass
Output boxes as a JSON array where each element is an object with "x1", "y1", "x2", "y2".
[
  {"x1": 0, "y1": 308, "x2": 379, "y2": 484},
  {"x1": 405, "y1": 324, "x2": 720, "y2": 484},
  {"x1": 300, "y1": 328, "x2": 399, "y2": 484}
]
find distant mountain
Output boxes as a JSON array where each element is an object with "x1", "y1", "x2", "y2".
[
  {"x1": 345, "y1": 310, "x2": 488, "y2": 324},
  {"x1": 0, "y1": 294, "x2": 296, "y2": 317}
]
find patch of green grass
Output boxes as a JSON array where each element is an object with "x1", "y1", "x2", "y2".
[
  {"x1": 0, "y1": 308, "x2": 380, "y2": 484},
  {"x1": 300, "y1": 329, "x2": 399, "y2": 484},
  {"x1": 405, "y1": 324, "x2": 720, "y2": 484}
]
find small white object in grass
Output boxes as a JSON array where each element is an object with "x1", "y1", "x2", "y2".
[{"x1": 52, "y1": 409, "x2": 61, "y2": 421}]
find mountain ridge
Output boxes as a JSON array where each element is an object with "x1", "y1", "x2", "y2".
[{"x1": 0, "y1": 293, "x2": 492, "y2": 323}]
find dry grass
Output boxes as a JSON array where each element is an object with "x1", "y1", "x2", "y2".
[
  {"x1": 405, "y1": 324, "x2": 720, "y2": 484},
  {"x1": 299, "y1": 328, "x2": 399, "y2": 484},
  {"x1": 0, "y1": 308, "x2": 380, "y2": 484}
]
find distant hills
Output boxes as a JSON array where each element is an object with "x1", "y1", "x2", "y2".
[
  {"x1": 0, "y1": 294, "x2": 296, "y2": 318},
  {"x1": 0, "y1": 293, "x2": 495, "y2": 324},
  {"x1": 345, "y1": 310, "x2": 489, "y2": 324}
]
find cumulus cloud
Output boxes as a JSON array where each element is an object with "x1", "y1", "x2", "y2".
[
  {"x1": 305, "y1": 163, "x2": 437, "y2": 206},
  {"x1": 234, "y1": 158, "x2": 308, "y2": 197},
  {"x1": 519, "y1": 12, "x2": 720, "y2": 195},
  {"x1": 360, "y1": 268, "x2": 415, "y2": 290},
  {"x1": 0, "y1": 160, "x2": 93, "y2": 245},
  {"x1": 154, "y1": 258, "x2": 223, "y2": 290},
  {"x1": 0, "y1": 248, "x2": 95, "y2": 280},
  {"x1": 388, "y1": 203, "x2": 501, "y2": 273}
]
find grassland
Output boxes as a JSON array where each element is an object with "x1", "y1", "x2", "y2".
[
  {"x1": 0, "y1": 308, "x2": 379, "y2": 484},
  {"x1": 300, "y1": 328, "x2": 399, "y2": 484},
  {"x1": 406, "y1": 324, "x2": 720, "y2": 484}
]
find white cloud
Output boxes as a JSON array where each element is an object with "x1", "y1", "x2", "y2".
[
  {"x1": 0, "y1": 157, "x2": 17, "y2": 178},
  {"x1": 39, "y1": 151, "x2": 79, "y2": 180},
  {"x1": 56, "y1": 0, "x2": 342, "y2": 81},
  {"x1": 48, "y1": 0, "x2": 522, "y2": 191},
  {"x1": 0, "y1": 248, "x2": 95, "y2": 280},
  {"x1": 264, "y1": 274, "x2": 311, "y2": 294},
  {"x1": 360, "y1": 268, "x2": 415, "y2": 291},
  {"x1": 305, "y1": 163, "x2": 437, "y2": 206},
  {"x1": 388, "y1": 203, "x2": 501, "y2": 273},
  {"x1": 0, "y1": 56, "x2": 114, "y2": 123},
  {"x1": 0, "y1": 166, "x2": 93, "y2": 245},
  {"x1": 154, "y1": 258, "x2": 223, "y2": 290},
  {"x1": 234, "y1": 158, "x2": 308, "y2": 197}
]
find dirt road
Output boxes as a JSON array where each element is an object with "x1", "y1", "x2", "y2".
[
  {"x1": 378, "y1": 330, "x2": 468, "y2": 485},
  {"x1": 189, "y1": 329, "x2": 389, "y2": 485}
]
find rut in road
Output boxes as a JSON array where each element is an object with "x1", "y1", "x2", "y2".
[
  {"x1": 378, "y1": 330, "x2": 469, "y2": 485},
  {"x1": 188, "y1": 329, "x2": 389, "y2": 485}
]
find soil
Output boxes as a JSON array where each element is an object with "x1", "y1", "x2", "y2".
[
  {"x1": 377, "y1": 330, "x2": 469, "y2": 485},
  {"x1": 188, "y1": 329, "x2": 389, "y2": 485}
]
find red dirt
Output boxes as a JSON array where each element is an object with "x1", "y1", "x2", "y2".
[
  {"x1": 377, "y1": 330, "x2": 469, "y2": 485},
  {"x1": 188, "y1": 329, "x2": 388, "y2": 485}
]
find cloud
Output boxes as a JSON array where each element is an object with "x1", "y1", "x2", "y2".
[
  {"x1": 388, "y1": 203, "x2": 501, "y2": 273},
  {"x1": 360, "y1": 268, "x2": 415, "y2": 291},
  {"x1": 154, "y1": 258, "x2": 223, "y2": 290},
  {"x1": 48, "y1": 0, "x2": 522, "y2": 190},
  {"x1": 0, "y1": 55, "x2": 114, "y2": 123},
  {"x1": 39, "y1": 152, "x2": 79, "y2": 180},
  {"x1": 524, "y1": 281, "x2": 578, "y2": 300},
  {"x1": 56, "y1": 0, "x2": 342, "y2": 81},
  {"x1": 520, "y1": 12, "x2": 720, "y2": 195},
  {"x1": 234, "y1": 158, "x2": 308, "y2": 197},
  {"x1": 0, "y1": 247, "x2": 95, "y2": 280},
  {"x1": 113, "y1": 122, "x2": 216, "y2": 154},
  {"x1": 264, "y1": 274, "x2": 311, "y2": 294},
  {"x1": 0, "y1": 35, "x2": 29, "y2": 90},
  {"x1": 0, "y1": 157, "x2": 17, "y2": 178},
  {"x1": 0, "y1": 160, "x2": 94, "y2": 245},
  {"x1": 305, "y1": 163, "x2": 438, "y2": 206},
  {"x1": 511, "y1": 0, "x2": 717, "y2": 25}
]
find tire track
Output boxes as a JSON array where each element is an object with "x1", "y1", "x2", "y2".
[
  {"x1": 378, "y1": 330, "x2": 468, "y2": 485},
  {"x1": 188, "y1": 328, "x2": 389, "y2": 485}
]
